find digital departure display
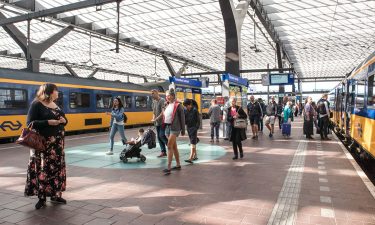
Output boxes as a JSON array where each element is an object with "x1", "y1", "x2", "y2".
[{"x1": 269, "y1": 73, "x2": 294, "y2": 85}]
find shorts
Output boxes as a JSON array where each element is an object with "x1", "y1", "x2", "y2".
[
  {"x1": 187, "y1": 127, "x2": 198, "y2": 145},
  {"x1": 249, "y1": 115, "x2": 260, "y2": 125},
  {"x1": 265, "y1": 116, "x2": 275, "y2": 125},
  {"x1": 165, "y1": 125, "x2": 179, "y2": 137}
]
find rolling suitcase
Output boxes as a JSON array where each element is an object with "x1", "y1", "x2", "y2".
[{"x1": 282, "y1": 123, "x2": 291, "y2": 137}]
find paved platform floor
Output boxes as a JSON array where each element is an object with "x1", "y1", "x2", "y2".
[{"x1": 0, "y1": 118, "x2": 374, "y2": 225}]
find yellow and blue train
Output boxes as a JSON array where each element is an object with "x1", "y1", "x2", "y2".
[
  {"x1": 328, "y1": 51, "x2": 375, "y2": 160},
  {"x1": 0, "y1": 69, "x2": 156, "y2": 141}
]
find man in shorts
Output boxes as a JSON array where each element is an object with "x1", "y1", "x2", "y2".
[
  {"x1": 247, "y1": 95, "x2": 262, "y2": 139},
  {"x1": 265, "y1": 97, "x2": 278, "y2": 138}
]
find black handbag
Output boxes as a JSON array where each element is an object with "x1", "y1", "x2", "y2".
[{"x1": 16, "y1": 123, "x2": 46, "y2": 151}]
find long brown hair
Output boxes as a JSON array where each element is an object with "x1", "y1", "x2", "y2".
[{"x1": 35, "y1": 83, "x2": 57, "y2": 102}]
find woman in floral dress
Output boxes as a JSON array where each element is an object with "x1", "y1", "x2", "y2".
[{"x1": 25, "y1": 83, "x2": 68, "y2": 209}]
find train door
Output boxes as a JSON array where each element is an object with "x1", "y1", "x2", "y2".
[
  {"x1": 339, "y1": 83, "x2": 346, "y2": 130},
  {"x1": 347, "y1": 80, "x2": 356, "y2": 135},
  {"x1": 335, "y1": 88, "x2": 342, "y2": 126},
  {"x1": 352, "y1": 79, "x2": 366, "y2": 145}
]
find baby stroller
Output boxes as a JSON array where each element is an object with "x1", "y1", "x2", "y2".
[{"x1": 119, "y1": 128, "x2": 156, "y2": 163}]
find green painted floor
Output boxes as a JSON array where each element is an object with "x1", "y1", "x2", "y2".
[{"x1": 65, "y1": 141, "x2": 226, "y2": 169}]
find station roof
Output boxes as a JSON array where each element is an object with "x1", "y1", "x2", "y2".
[{"x1": 0, "y1": 0, "x2": 374, "y2": 83}]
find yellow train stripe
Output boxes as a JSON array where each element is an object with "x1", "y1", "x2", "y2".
[
  {"x1": 350, "y1": 56, "x2": 375, "y2": 79},
  {"x1": 0, "y1": 112, "x2": 153, "y2": 139},
  {"x1": 0, "y1": 78, "x2": 151, "y2": 94}
]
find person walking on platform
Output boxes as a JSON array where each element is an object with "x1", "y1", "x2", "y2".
[
  {"x1": 151, "y1": 89, "x2": 168, "y2": 157},
  {"x1": 25, "y1": 83, "x2": 68, "y2": 209},
  {"x1": 208, "y1": 99, "x2": 221, "y2": 143},
  {"x1": 277, "y1": 101, "x2": 284, "y2": 130},
  {"x1": 183, "y1": 99, "x2": 200, "y2": 164},
  {"x1": 258, "y1": 98, "x2": 266, "y2": 133},
  {"x1": 227, "y1": 97, "x2": 247, "y2": 160},
  {"x1": 247, "y1": 95, "x2": 262, "y2": 139},
  {"x1": 303, "y1": 97, "x2": 315, "y2": 139},
  {"x1": 317, "y1": 94, "x2": 331, "y2": 140},
  {"x1": 162, "y1": 89, "x2": 185, "y2": 175},
  {"x1": 265, "y1": 97, "x2": 278, "y2": 138},
  {"x1": 106, "y1": 97, "x2": 127, "y2": 155}
]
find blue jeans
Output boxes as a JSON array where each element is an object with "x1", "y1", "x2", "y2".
[
  {"x1": 109, "y1": 124, "x2": 127, "y2": 151},
  {"x1": 156, "y1": 125, "x2": 168, "y2": 153},
  {"x1": 211, "y1": 122, "x2": 220, "y2": 139}
]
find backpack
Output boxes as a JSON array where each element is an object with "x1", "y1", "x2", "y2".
[
  {"x1": 123, "y1": 112, "x2": 128, "y2": 123},
  {"x1": 317, "y1": 99, "x2": 327, "y2": 115}
]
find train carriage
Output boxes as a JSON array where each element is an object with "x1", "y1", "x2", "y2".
[
  {"x1": 329, "y1": 51, "x2": 375, "y2": 160},
  {"x1": 0, "y1": 69, "x2": 155, "y2": 141}
]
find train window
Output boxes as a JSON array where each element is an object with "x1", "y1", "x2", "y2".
[
  {"x1": 135, "y1": 96, "x2": 148, "y2": 108},
  {"x1": 118, "y1": 95, "x2": 132, "y2": 108},
  {"x1": 356, "y1": 80, "x2": 365, "y2": 108},
  {"x1": 0, "y1": 88, "x2": 27, "y2": 109},
  {"x1": 56, "y1": 92, "x2": 63, "y2": 108},
  {"x1": 367, "y1": 74, "x2": 374, "y2": 108},
  {"x1": 70, "y1": 92, "x2": 90, "y2": 108},
  {"x1": 96, "y1": 94, "x2": 112, "y2": 109}
]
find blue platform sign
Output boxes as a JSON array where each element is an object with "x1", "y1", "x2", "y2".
[
  {"x1": 269, "y1": 73, "x2": 294, "y2": 85},
  {"x1": 169, "y1": 76, "x2": 202, "y2": 88},
  {"x1": 222, "y1": 73, "x2": 248, "y2": 87}
]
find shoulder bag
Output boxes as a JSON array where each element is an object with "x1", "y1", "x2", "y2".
[
  {"x1": 16, "y1": 123, "x2": 46, "y2": 151},
  {"x1": 233, "y1": 107, "x2": 247, "y2": 129}
]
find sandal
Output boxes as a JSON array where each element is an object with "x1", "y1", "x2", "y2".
[
  {"x1": 192, "y1": 157, "x2": 198, "y2": 161},
  {"x1": 184, "y1": 159, "x2": 193, "y2": 164},
  {"x1": 162, "y1": 169, "x2": 171, "y2": 175},
  {"x1": 171, "y1": 166, "x2": 181, "y2": 170}
]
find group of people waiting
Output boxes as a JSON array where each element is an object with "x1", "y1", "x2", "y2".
[
  {"x1": 303, "y1": 94, "x2": 331, "y2": 140},
  {"x1": 24, "y1": 82, "x2": 331, "y2": 210}
]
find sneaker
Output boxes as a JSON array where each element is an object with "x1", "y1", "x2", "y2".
[
  {"x1": 325, "y1": 137, "x2": 331, "y2": 140},
  {"x1": 121, "y1": 139, "x2": 126, "y2": 145},
  {"x1": 216, "y1": 139, "x2": 219, "y2": 143},
  {"x1": 210, "y1": 139, "x2": 214, "y2": 143},
  {"x1": 240, "y1": 154, "x2": 244, "y2": 159},
  {"x1": 269, "y1": 133, "x2": 273, "y2": 138},
  {"x1": 35, "y1": 199, "x2": 46, "y2": 210},
  {"x1": 105, "y1": 151, "x2": 113, "y2": 155},
  {"x1": 232, "y1": 156, "x2": 238, "y2": 160},
  {"x1": 50, "y1": 196, "x2": 67, "y2": 204},
  {"x1": 157, "y1": 152, "x2": 167, "y2": 158}
]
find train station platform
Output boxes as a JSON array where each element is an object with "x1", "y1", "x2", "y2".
[{"x1": 0, "y1": 118, "x2": 374, "y2": 225}]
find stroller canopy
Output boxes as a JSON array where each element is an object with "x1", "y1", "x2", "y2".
[{"x1": 141, "y1": 128, "x2": 156, "y2": 149}]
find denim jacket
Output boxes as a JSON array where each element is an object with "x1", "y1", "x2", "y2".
[{"x1": 110, "y1": 107, "x2": 125, "y2": 125}]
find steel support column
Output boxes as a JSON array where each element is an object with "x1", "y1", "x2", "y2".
[
  {"x1": 115, "y1": 0, "x2": 121, "y2": 53},
  {"x1": 162, "y1": 55, "x2": 177, "y2": 77},
  {"x1": 276, "y1": 43, "x2": 284, "y2": 102},
  {"x1": 0, "y1": 0, "x2": 118, "y2": 26},
  {"x1": 1, "y1": 11, "x2": 73, "y2": 72},
  {"x1": 219, "y1": 0, "x2": 249, "y2": 76}
]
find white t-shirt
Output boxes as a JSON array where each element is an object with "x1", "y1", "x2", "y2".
[{"x1": 164, "y1": 102, "x2": 175, "y2": 124}]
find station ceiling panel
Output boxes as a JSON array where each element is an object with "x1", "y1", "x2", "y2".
[
  {"x1": 260, "y1": 0, "x2": 375, "y2": 78},
  {"x1": 0, "y1": 0, "x2": 373, "y2": 81}
]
